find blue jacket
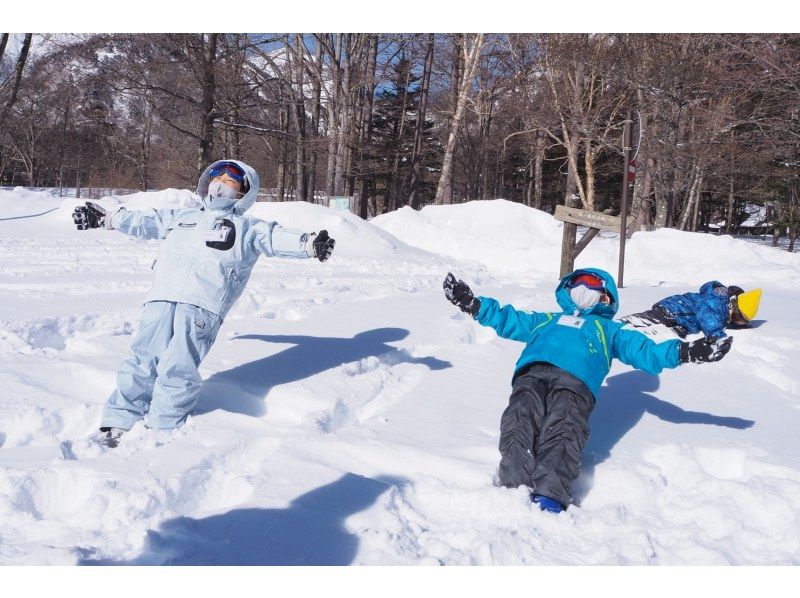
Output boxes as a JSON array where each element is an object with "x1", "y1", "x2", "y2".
[
  {"x1": 475, "y1": 268, "x2": 682, "y2": 397},
  {"x1": 110, "y1": 159, "x2": 312, "y2": 319},
  {"x1": 655, "y1": 281, "x2": 730, "y2": 338}
]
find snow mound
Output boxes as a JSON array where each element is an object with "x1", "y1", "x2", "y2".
[
  {"x1": 247, "y1": 201, "x2": 440, "y2": 264},
  {"x1": 373, "y1": 199, "x2": 800, "y2": 288},
  {"x1": 372, "y1": 200, "x2": 563, "y2": 276},
  {"x1": 621, "y1": 228, "x2": 800, "y2": 288}
]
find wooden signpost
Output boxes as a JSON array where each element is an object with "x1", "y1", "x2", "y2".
[{"x1": 555, "y1": 200, "x2": 621, "y2": 278}]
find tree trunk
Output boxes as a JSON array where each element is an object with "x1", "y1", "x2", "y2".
[
  {"x1": 357, "y1": 35, "x2": 378, "y2": 218},
  {"x1": 324, "y1": 34, "x2": 342, "y2": 197},
  {"x1": 558, "y1": 60, "x2": 586, "y2": 207},
  {"x1": 57, "y1": 96, "x2": 71, "y2": 197},
  {"x1": 388, "y1": 58, "x2": 412, "y2": 211},
  {"x1": 691, "y1": 182, "x2": 704, "y2": 232},
  {"x1": 291, "y1": 35, "x2": 307, "y2": 202},
  {"x1": 409, "y1": 33, "x2": 434, "y2": 210},
  {"x1": 678, "y1": 165, "x2": 700, "y2": 230},
  {"x1": 140, "y1": 102, "x2": 153, "y2": 191},
  {"x1": 277, "y1": 101, "x2": 289, "y2": 201},
  {"x1": 0, "y1": 33, "x2": 33, "y2": 128},
  {"x1": 584, "y1": 140, "x2": 597, "y2": 211},
  {"x1": 334, "y1": 34, "x2": 353, "y2": 196},
  {"x1": 197, "y1": 33, "x2": 218, "y2": 176},
  {"x1": 308, "y1": 40, "x2": 323, "y2": 204},
  {"x1": 629, "y1": 104, "x2": 656, "y2": 231},
  {"x1": 435, "y1": 33, "x2": 484, "y2": 205},
  {"x1": 0, "y1": 33, "x2": 9, "y2": 64},
  {"x1": 532, "y1": 130, "x2": 545, "y2": 210},
  {"x1": 724, "y1": 178, "x2": 736, "y2": 234}
]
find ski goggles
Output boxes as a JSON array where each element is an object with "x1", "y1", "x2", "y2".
[
  {"x1": 209, "y1": 162, "x2": 246, "y2": 183},
  {"x1": 728, "y1": 300, "x2": 750, "y2": 327},
  {"x1": 569, "y1": 273, "x2": 605, "y2": 291}
]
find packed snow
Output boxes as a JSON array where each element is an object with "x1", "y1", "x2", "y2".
[{"x1": 1, "y1": 189, "x2": 799, "y2": 565}]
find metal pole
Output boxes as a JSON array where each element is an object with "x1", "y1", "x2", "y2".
[{"x1": 618, "y1": 108, "x2": 633, "y2": 289}]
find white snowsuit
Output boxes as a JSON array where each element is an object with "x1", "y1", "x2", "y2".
[{"x1": 101, "y1": 160, "x2": 312, "y2": 430}]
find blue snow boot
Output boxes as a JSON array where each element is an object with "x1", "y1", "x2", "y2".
[{"x1": 532, "y1": 493, "x2": 566, "y2": 514}]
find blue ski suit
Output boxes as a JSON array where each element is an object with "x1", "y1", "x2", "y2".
[
  {"x1": 101, "y1": 160, "x2": 314, "y2": 430},
  {"x1": 475, "y1": 268, "x2": 683, "y2": 506},
  {"x1": 654, "y1": 281, "x2": 731, "y2": 339}
]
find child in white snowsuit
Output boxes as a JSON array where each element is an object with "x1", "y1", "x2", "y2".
[
  {"x1": 443, "y1": 269, "x2": 733, "y2": 513},
  {"x1": 72, "y1": 160, "x2": 335, "y2": 446}
]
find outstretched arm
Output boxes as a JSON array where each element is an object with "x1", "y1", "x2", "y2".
[
  {"x1": 250, "y1": 220, "x2": 316, "y2": 259},
  {"x1": 611, "y1": 324, "x2": 683, "y2": 374},
  {"x1": 474, "y1": 296, "x2": 549, "y2": 343},
  {"x1": 109, "y1": 207, "x2": 179, "y2": 240},
  {"x1": 695, "y1": 300, "x2": 728, "y2": 339},
  {"x1": 611, "y1": 322, "x2": 732, "y2": 374},
  {"x1": 72, "y1": 202, "x2": 177, "y2": 240},
  {"x1": 442, "y1": 273, "x2": 547, "y2": 342}
]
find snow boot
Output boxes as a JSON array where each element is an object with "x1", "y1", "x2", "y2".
[
  {"x1": 531, "y1": 493, "x2": 565, "y2": 514},
  {"x1": 98, "y1": 427, "x2": 126, "y2": 448}
]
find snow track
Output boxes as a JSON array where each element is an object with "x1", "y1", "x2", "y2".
[{"x1": 1, "y1": 189, "x2": 799, "y2": 564}]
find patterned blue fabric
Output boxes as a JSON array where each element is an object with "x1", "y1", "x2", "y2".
[
  {"x1": 475, "y1": 268, "x2": 682, "y2": 397},
  {"x1": 655, "y1": 281, "x2": 730, "y2": 339}
]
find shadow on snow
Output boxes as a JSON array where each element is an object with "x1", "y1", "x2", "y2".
[
  {"x1": 196, "y1": 327, "x2": 451, "y2": 418},
  {"x1": 79, "y1": 473, "x2": 405, "y2": 565},
  {"x1": 572, "y1": 370, "x2": 754, "y2": 505}
]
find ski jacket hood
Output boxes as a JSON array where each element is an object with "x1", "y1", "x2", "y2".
[
  {"x1": 197, "y1": 159, "x2": 260, "y2": 215},
  {"x1": 555, "y1": 267, "x2": 619, "y2": 319}
]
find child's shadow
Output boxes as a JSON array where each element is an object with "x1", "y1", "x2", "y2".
[
  {"x1": 79, "y1": 473, "x2": 405, "y2": 565},
  {"x1": 197, "y1": 328, "x2": 451, "y2": 418},
  {"x1": 571, "y1": 370, "x2": 754, "y2": 506}
]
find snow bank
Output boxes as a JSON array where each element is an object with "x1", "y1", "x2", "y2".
[
  {"x1": 372, "y1": 200, "x2": 564, "y2": 277},
  {"x1": 372, "y1": 199, "x2": 800, "y2": 288},
  {"x1": 622, "y1": 228, "x2": 800, "y2": 288}
]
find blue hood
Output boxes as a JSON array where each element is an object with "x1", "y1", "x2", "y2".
[
  {"x1": 196, "y1": 159, "x2": 260, "y2": 215},
  {"x1": 554, "y1": 268, "x2": 619, "y2": 319}
]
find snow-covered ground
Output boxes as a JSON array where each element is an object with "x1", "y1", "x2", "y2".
[{"x1": 1, "y1": 190, "x2": 799, "y2": 565}]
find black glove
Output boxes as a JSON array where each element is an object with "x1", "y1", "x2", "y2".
[
  {"x1": 443, "y1": 272, "x2": 480, "y2": 317},
  {"x1": 312, "y1": 230, "x2": 335, "y2": 262},
  {"x1": 72, "y1": 202, "x2": 108, "y2": 230},
  {"x1": 679, "y1": 336, "x2": 733, "y2": 364}
]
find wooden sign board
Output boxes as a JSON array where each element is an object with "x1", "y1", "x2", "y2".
[{"x1": 554, "y1": 205, "x2": 621, "y2": 233}]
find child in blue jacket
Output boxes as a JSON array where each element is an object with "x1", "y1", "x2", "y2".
[
  {"x1": 619, "y1": 282, "x2": 757, "y2": 339},
  {"x1": 443, "y1": 268, "x2": 732, "y2": 513}
]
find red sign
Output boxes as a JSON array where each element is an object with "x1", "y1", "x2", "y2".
[{"x1": 627, "y1": 159, "x2": 637, "y2": 183}]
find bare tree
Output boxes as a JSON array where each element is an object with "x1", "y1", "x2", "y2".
[{"x1": 435, "y1": 33, "x2": 484, "y2": 204}]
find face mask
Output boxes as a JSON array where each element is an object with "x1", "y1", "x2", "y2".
[
  {"x1": 570, "y1": 286, "x2": 601, "y2": 311},
  {"x1": 207, "y1": 180, "x2": 241, "y2": 210}
]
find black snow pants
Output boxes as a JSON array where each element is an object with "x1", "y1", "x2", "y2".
[{"x1": 498, "y1": 362, "x2": 595, "y2": 507}]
